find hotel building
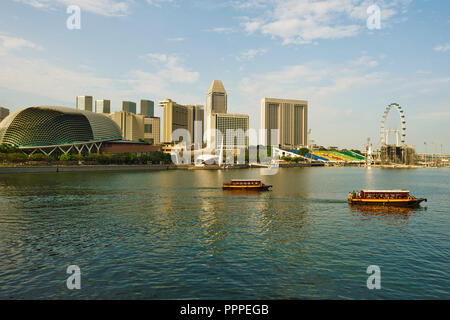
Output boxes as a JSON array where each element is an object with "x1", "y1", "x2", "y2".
[
  {"x1": 159, "y1": 99, "x2": 204, "y2": 145},
  {"x1": 210, "y1": 113, "x2": 249, "y2": 150},
  {"x1": 76, "y1": 96, "x2": 93, "y2": 112},
  {"x1": 141, "y1": 100, "x2": 160, "y2": 145},
  {"x1": 108, "y1": 111, "x2": 145, "y2": 142},
  {"x1": 144, "y1": 117, "x2": 160, "y2": 145},
  {"x1": 261, "y1": 98, "x2": 308, "y2": 149}
]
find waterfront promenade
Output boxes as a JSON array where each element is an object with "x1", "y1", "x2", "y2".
[{"x1": 0, "y1": 162, "x2": 320, "y2": 174}]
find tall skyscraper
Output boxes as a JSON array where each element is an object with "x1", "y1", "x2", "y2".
[
  {"x1": 205, "y1": 80, "x2": 249, "y2": 151},
  {"x1": 95, "y1": 100, "x2": 111, "y2": 114},
  {"x1": 206, "y1": 80, "x2": 227, "y2": 145},
  {"x1": 77, "y1": 96, "x2": 93, "y2": 112},
  {"x1": 159, "y1": 99, "x2": 204, "y2": 145},
  {"x1": 206, "y1": 80, "x2": 227, "y2": 114},
  {"x1": 261, "y1": 98, "x2": 308, "y2": 148},
  {"x1": 0, "y1": 107, "x2": 10, "y2": 122},
  {"x1": 140, "y1": 100, "x2": 154, "y2": 118},
  {"x1": 122, "y1": 101, "x2": 137, "y2": 114}
]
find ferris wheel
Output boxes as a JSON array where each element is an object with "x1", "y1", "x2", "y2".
[{"x1": 380, "y1": 103, "x2": 406, "y2": 146}]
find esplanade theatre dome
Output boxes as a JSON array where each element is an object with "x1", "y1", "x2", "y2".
[{"x1": 0, "y1": 106, "x2": 122, "y2": 147}]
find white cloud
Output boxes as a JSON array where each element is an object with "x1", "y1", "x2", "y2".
[
  {"x1": 168, "y1": 37, "x2": 185, "y2": 42},
  {"x1": 230, "y1": 0, "x2": 269, "y2": 9},
  {"x1": 0, "y1": 34, "x2": 44, "y2": 53},
  {"x1": 434, "y1": 44, "x2": 450, "y2": 53},
  {"x1": 238, "y1": 56, "x2": 386, "y2": 109},
  {"x1": 239, "y1": 0, "x2": 411, "y2": 45},
  {"x1": 146, "y1": 0, "x2": 174, "y2": 8},
  {"x1": 0, "y1": 35, "x2": 200, "y2": 107},
  {"x1": 15, "y1": 0, "x2": 132, "y2": 17},
  {"x1": 352, "y1": 55, "x2": 378, "y2": 67},
  {"x1": 142, "y1": 53, "x2": 199, "y2": 83},
  {"x1": 236, "y1": 48, "x2": 267, "y2": 61},
  {"x1": 206, "y1": 27, "x2": 236, "y2": 34}
]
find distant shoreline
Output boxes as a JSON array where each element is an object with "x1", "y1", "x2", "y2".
[
  {"x1": 0, "y1": 162, "x2": 446, "y2": 174},
  {"x1": 0, "y1": 162, "x2": 319, "y2": 174}
]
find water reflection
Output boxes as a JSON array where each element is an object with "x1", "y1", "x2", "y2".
[{"x1": 348, "y1": 204, "x2": 427, "y2": 225}]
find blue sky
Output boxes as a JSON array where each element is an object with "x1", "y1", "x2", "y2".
[{"x1": 0, "y1": 0, "x2": 449, "y2": 151}]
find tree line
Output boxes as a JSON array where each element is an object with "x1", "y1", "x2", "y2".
[{"x1": 0, "y1": 144, "x2": 172, "y2": 165}]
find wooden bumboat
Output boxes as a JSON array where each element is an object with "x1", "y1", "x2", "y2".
[
  {"x1": 223, "y1": 179, "x2": 272, "y2": 191},
  {"x1": 348, "y1": 190, "x2": 427, "y2": 207}
]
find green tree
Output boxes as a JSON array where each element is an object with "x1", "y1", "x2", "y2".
[
  {"x1": 28, "y1": 153, "x2": 47, "y2": 161},
  {"x1": 0, "y1": 144, "x2": 19, "y2": 154},
  {"x1": 297, "y1": 148, "x2": 310, "y2": 156},
  {"x1": 7, "y1": 153, "x2": 28, "y2": 163},
  {"x1": 59, "y1": 154, "x2": 71, "y2": 161}
]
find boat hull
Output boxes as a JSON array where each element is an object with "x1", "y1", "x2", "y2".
[
  {"x1": 223, "y1": 185, "x2": 272, "y2": 191},
  {"x1": 348, "y1": 198, "x2": 427, "y2": 207}
]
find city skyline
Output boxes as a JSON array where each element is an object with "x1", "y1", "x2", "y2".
[{"x1": 0, "y1": 1, "x2": 449, "y2": 151}]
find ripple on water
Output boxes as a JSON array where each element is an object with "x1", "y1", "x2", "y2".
[{"x1": 0, "y1": 168, "x2": 449, "y2": 299}]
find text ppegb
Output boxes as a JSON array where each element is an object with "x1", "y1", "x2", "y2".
[{"x1": 224, "y1": 305, "x2": 269, "y2": 315}]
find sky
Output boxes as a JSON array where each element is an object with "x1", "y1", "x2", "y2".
[{"x1": 0, "y1": 0, "x2": 449, "y2": 152}]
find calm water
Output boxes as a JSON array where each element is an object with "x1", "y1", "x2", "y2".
[{"x1": 0, "y1": 167, "x2": 448, "y2": 299}]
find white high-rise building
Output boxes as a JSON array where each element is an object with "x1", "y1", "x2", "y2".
[
  {"x1": 77, "y1": 96, "x2": 93, "y2": 112},
  {"x1": 95, "y1": 100, "x2": 111, "y2": 114}
]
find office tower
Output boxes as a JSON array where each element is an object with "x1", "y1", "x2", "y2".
[
  {"x1": 108, "y1": 111, "x2": 145, "y2": 142},
  {"x1": 0, "y1": 107, "x2": 10, "y2": 122},
  {"x1": 206, "y1": 80, "x2": 227, "y2": 114},
  {"x1": 261, "y1": 98, "x2": 308, "y2": 148},
  {"x1": 144, "y1": 117, "x2": 160, "y2": 145},
  {"x1": 122, "y1": 101, "x2": 137, "y2": 114},
  {"x1": 159, "y1": 99, "x2": 204, "y2": 145},
  {"x1": 204, "y1": 80, "x2": 249, "y2": 151},
  {"x1": 95, "y1": 100, "x2": 111, "y2": 114},
  {"x1": 140, "y1": 100, "x2": 154, "y2": 118},
  {"x1": 210, "y1": 113, "x2": 249, "y2": 150},
  {"x1": 206, "y1": 80, "x2": 227, "y2": 144},
  {"x1": 77, "y1": 96, "x2": 93, "y2": 112}
]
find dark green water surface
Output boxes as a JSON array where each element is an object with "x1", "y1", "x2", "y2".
[{"x1": 0, "y1": 167, "x2": 448, "y2": 299}]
